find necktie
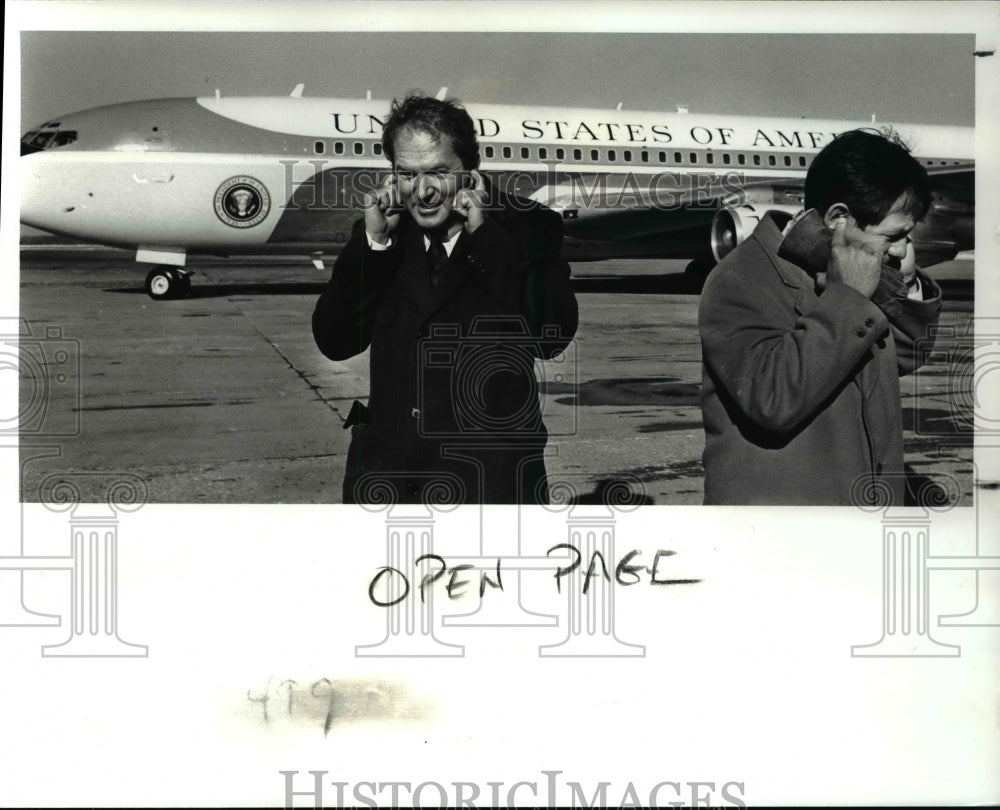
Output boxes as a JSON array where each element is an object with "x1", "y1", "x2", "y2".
[{"x1": 426, "y1": 235, "x2": 449, "y2": 288}]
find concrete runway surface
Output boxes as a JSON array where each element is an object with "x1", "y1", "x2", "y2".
[{"x1": 16, "y1": 247, "x2": 974, "y2": 505}]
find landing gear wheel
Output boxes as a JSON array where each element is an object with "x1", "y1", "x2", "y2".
[
  {"x1": 145, "y1": 267, "x2": 175, "y2": 300},
  {"x1": 146, "y1": 265, "x2": 191, "y2": 301},
  {"x1": 145, "y1": 266, "x2": 189, "y2": 300}
]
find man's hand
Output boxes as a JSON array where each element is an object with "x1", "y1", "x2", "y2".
[
  {"x1": 827, "y1": 217, "x2": 882, "y2": 299},
  {"x1": 899, "y1": 237, "x2": 917, "y2": 288},
  {"x1": 364, "y1": 173, "x2": 402, "y2": 245},
  {"x1": 452, "y1": 169, "x2": 489, "y2": 234}
]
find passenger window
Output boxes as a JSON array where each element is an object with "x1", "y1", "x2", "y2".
[
  {"x1": 334, "y1": 142, "x2": 345, "y2": 155},
  {"x1": 539, "y1": 147, "x2": 548, "y2": 160},
  {"x1": 503, "y1": 146, "x2": 512, "y2": 159},
  {"x1": 556, "y1": 148, "x2": 565, "y2": 160},
  {"x1": 354, "y1": 142, "x2": 364, "y2": 155},
  {"x1": 314, "y1": 141, "x2": 326, "y2": 154},
  {"x1": 521, "y1": 147, "x2": 529, "y2": 159},
  {"x1": 484, "y1": 145, "x2": 495, "y2": 159}
]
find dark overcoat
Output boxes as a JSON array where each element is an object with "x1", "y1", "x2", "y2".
[
  {"x1": 698, "y1": 213, "x2": 942, "y2": 505},
  {"x1": 312, "y1": 192, "x2": 577, "y2": 504}
]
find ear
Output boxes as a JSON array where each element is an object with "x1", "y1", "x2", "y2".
[{"x1": 822, "y1": 203, "x2": 851, "y2": 230}]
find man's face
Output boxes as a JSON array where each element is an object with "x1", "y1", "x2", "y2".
[
  {"x1": 843, "y1": 194, "x2": 917, "y2": 268},
  {"x1": 391, "y1": 126, "x2": 467, "y2": 235}
]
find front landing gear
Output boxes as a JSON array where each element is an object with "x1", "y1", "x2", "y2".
[{"x1": 145, "y1": 266, "x2": 192, "y2": 300}]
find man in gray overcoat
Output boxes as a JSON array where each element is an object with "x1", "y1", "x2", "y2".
[{"x1": 699, "y1": 129, "x2": 942, "y2": 505}]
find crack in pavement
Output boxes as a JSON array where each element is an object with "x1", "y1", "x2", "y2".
[{"x1": 237, "y1": 308, "x2": 349, "y2": 425}]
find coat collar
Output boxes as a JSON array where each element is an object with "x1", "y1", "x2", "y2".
[
  {"x1": 752, "y1": 211, "x2": 826, "y2": 316},
  {"x1": 752, "y1": 211, "x2": 813, "y2": 291}
]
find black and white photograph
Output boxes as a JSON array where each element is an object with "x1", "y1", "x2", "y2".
[{"x1": 3, "y1": 1, "x2": 998, "y2": 806}]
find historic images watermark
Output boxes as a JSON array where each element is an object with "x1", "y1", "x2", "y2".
[
  {"x1": 1, "y1": 317, "x2": 148, "y2": 657},
  {"x1": 351, "y1": 472, "x2": 698, "y2": 661},
  {"x1": 911, "y1": 317, "x2": 1000, "y2": 437},
  {"x1": 277, "y1": 161, "x2": 750, "y2": 215},
  {"x1": 278, "y1": 768, "x2": 747, "y2": 809},
  {"x1": 850, "y1": 317, "x2": 1000, "y2": 657},
  {"x1": 346, "y1": 313, "x2": 698, "y2": 658},
  {"x1": 416, "y1": 317, "x2": 578, "y2": 441},
  {"x1": 1, "y1": 317, "x2": 81, "y2": 440},
  {"x1": 348, "y1": 310, "x2": 702, "y2": 658}
]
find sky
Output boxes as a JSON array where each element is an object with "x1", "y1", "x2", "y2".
[{"x1": 16, "y1": 27, "x2": 978, "y2": 131}]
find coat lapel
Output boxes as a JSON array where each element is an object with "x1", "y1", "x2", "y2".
[
  {"x1": 427, "y1": 229, "x2": 473, "y2": 311},
  {"x1": 397, "y1": 222, "x2": 436, "y2": 317}
]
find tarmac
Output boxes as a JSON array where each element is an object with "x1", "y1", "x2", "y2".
[{"x1": 15, "y1": 247, "x2": 975, "y2": 504}]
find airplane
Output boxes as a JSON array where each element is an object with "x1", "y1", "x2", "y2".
[{"x1": 20, "y1": 86, "x2": 974, "y2": 300}]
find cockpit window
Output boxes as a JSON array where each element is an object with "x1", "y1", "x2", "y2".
[
  {"x1": 20, "y1": 127, "x2": 78, "y2": 155},
  {"x1": 29, "y1": 132, "x2": 56, "y2": 148}
]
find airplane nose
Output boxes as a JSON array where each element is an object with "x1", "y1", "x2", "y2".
[{"x1": 19, "y1": 153, "x2": 62, "y2": 232}]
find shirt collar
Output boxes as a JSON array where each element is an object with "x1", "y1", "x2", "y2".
[{"x1": 423, "y1": 229, "x2": 462, "y2": 256}]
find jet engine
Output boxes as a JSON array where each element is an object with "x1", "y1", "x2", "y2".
[{"x1": 710, "y1": 204, "x2": 803, "y2": 263}]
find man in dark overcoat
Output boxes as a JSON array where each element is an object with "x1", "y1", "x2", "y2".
[
  {"x1": 313, "y1": 94, "x2": 577, "y2": 504},
  {"x1": 698, "y1": 129, "x2": 942, "y2": 505}
]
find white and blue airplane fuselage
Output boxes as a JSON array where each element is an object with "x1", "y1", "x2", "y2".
[{"x1": 20, "y1": 92, "x2": 974, "y2": 299}]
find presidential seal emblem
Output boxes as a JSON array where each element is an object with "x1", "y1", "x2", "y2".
[{"x1": 214, "y1": 176, "x2": 270, "y2": 228}]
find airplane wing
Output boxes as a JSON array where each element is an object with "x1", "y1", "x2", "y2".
[
  {"x1": 531, "y1": 173, "x2": 804, "y2": 262},
  {"x1": 534, "y1": 165, "x2": 974, "y2": 267}
]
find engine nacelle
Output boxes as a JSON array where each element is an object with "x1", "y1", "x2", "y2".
[{"x1": 710, "y1": 204, "x2": 803, "y2": 262}]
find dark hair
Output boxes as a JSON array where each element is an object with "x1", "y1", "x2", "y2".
[
  {"x1": 804, "y1": 128, "x2": 931, "y2": 228},
  {"x1": 381, "y1": 92, "x2": 480, "y2": 170}
]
